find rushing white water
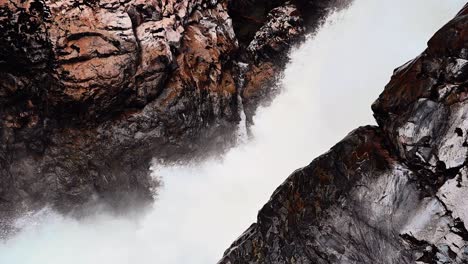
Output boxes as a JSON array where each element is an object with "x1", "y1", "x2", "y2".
[{"x1": 0, "y1": 1, "x2": 465, "y2": 263}]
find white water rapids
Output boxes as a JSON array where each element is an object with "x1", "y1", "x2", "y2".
[{"x1": 0, "y1": 1, "x2": 465, "y2": 263}]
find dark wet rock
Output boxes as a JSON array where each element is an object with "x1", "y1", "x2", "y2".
[
  {"x1": 0, "y1": 0, "x2": 349, "y2": 223},
  {"x1": 372, "y1": 4, "x2": 468, "y2": 194},
  {"x1": 220, "y1": 4, "x2": 468, "y2": 264},
  {"x1": 240, "y1": 4, "x2": 305, "y2": 120},
  {"x1": 227, "y1": 0, "x2": 350, "y2": 49},
  {"x1": 234, "y1": 0, "x2": 352, "y2": 122}
]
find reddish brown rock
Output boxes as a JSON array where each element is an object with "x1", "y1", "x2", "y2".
[{"x1": 0, "y1": 0, "x2": 350, "y2": 222}]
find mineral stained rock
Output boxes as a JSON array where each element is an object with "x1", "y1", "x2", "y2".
[
  {"x1": 0, "y1": 0, "x2": 348, "y2": 220},
  {"x1": 220, "y1": 4, "x2": 468, "y2": 264}
]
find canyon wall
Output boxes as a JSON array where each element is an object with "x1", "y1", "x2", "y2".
[{"x1": 0, "y1": 0, "x2": 348, "y2": 221}]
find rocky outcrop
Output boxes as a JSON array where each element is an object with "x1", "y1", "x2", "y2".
[
  {"x1": 241, "y1": 3, "x2": 306, "y2": 120},
  {"x1": 0, "y1": 0, "x2": 349, "y2": 223},
  {"x1": 220, "y1": 5, "x2": 468, "y2": 264},
  {"x1": 231, "y1": 0, "x2": 351, "y2": 119}
]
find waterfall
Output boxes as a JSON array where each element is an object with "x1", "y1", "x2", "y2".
[
  {"x1": 0, "y1": 1, "x2": 465, "y2": 264},
  {"x1": 235, "y1": 62, "x2": 249, "y2": 144}
]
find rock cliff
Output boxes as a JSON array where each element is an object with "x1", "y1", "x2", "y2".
[
  {"x1": 220, "y1": 4, "x2": 468, "y2": 264},
  {"x1": 0, "y1": 0, "x2": 349, "y2": 222}
]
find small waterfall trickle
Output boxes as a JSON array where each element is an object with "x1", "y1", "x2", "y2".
[{"x1": 235, "y1": 62, "x2": 249, "y2": 144}]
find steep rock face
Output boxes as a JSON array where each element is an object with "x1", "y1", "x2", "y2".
[
  {"x1": 241, "y1": 3, "x2": 305, "y2": 120},
  {"x1": 220, "y1": 5, "x2": 468, "y2": 264},
  {"x1": 0, "y1": 0, "x2": 241, "y2": 220},
  {"x1": 0, "y1": 0, "x2": 349, "y2": 221}
]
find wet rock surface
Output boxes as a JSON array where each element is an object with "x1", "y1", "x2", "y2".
[
  {"x1": 0, "y1": 0, "x2": 348, "y2": 223},
  {"x1": 220, "y1": 5, "x2": 468, "y2": 264}
]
